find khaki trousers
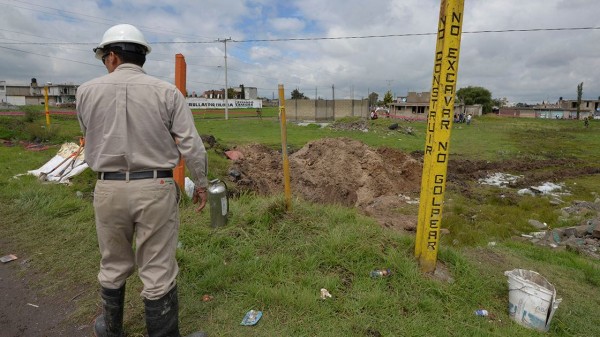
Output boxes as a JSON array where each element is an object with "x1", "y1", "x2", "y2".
[{"x1": 93, "y1": 177, "x2": 180, "y2": 300}]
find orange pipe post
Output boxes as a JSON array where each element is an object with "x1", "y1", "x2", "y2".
[
  {"x1": 174, "y1": 54, "x2": 187, "y2": 190},
  {"x1": 278, "y1": 84, "x2": 292, "y2": 211}
]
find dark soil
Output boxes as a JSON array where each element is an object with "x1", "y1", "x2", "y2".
[
  {"x1": 227, "y1": 137, "x2": 596, "y2": 232},
  {"x1": 228, "y1": 137, "x2": 423, "y2": 231},
  {"x1": 0, "y1": 238, "x2": 89, "y2": 337}
]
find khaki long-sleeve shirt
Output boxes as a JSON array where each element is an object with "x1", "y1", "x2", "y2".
[{"x1": 76, "y1": 63, "x2": 208, "y2": 188}]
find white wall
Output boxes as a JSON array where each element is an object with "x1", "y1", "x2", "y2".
[{"x1": 7, "y1": 96, "x2": 26, "y2": 106}]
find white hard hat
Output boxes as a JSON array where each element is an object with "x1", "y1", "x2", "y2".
[{"x1": 94, "y1": 24, "x2": 151, "y2": 59}]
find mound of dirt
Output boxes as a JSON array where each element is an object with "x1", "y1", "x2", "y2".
[{"x1": 228, "y1": 137, "x2": 423, "y2": 230}]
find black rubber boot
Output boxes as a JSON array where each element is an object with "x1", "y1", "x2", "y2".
[
  {"x1": 144, "y1": 286, "x2": 207, "y2": 337},
  {"x1": 94, "y1": 285, "x2": 126, "y2": 337}
]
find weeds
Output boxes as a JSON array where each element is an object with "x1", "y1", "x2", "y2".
[{"x1": 2, "y1": 113, "x2": 600, "y2": 336}]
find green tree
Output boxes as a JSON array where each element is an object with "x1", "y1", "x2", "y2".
[
  {"x1": 383, "y1": 90, "x2": 394, "y2": 106},
  {"x1": 368, "y1": 92, "x2": 379, "y2": 107},
  {"x1": 291, "y1": 89, "x2": 308, "y2": 99},
  {"x1": 227, "y1": 88, "x2": 236, "y2": 99},
  {"x1": 577, "y1": 82, "x2": 583, "y2": 120},
  {"x1": 456, "y1": 86, "x2": 493, "y2": 113}
]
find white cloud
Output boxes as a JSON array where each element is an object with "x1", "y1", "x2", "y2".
[
  {"x1": 1, "y1": 0, "x2": 599, "y2": 103},
  {"x1": 270, "y1": 17, "x2": 305, "y2": 32}
]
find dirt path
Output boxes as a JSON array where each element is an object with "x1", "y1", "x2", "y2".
[{"x1": 0, "y1": 241, "x2": 88, "y2": 337}]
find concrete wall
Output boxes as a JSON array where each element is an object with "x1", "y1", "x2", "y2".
[
  {"x1": 462, "y1": 104, "x2": 483, "y2": 116},
  {"x1": 285, "y1": 99, "x2": 369, "y2": 121}
]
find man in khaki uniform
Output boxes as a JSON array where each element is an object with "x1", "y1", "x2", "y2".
[{"x1": 77, "y1": 24, "x2": 208, "y2": 337}]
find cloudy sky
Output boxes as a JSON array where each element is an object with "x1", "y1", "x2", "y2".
[{"x1": 1, "y1": 0, "x2": 600, "y2": 104}]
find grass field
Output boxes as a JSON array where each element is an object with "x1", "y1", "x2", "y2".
[{"x1": 1, "y1": 109, "x2": 600, "y2": 336}]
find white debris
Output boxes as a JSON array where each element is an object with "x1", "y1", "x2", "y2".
[
  {"x1": 185, "y1": 177, "x2": 195, "y2": 198},
  {"x1": 320, "y1": 288, "x2": 332, "y2": 300},
  {"x1": 478, "y1": 172, "x2": 522, "y2": 187},
  {"x1": 518, "y1": 182, "x2": 569, "y2": 197},
  {"x1": 297, "y1": 122, "x2": 331, "y2": 128},
  {"x1": 25, "y1": 142, "x2": 88, "y2": 184}
]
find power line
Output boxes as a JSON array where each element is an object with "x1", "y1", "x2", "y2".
[
  {"x1": 0, "y1": 45, "x2": 101, "y2": 67},
  {"x1": 0, "y1": 0, "x2": 217, "y2": 41},
  {"x1": 1, "y1": 26, "x2": 598, "y2": 46},
  {"x1": 175, "y1": 26, "x2": 600, "y2": 43}
]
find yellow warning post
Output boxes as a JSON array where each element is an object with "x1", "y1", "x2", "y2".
[
  {"x1": 415, "y1": 0, "x2": 464, "y2": 273},
  {"x1": 44, "y1": 86, "x2": 51, "y2": 127}
]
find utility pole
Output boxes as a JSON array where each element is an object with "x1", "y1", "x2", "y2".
[
  {"x1": 218, "y1": 38, "x2": 232, "y2": 120},
  {"x1": 0, "y1": 80, "x2": 6, "y2": 104},
  {"x1": 386, "y1": 80, "x2": 393, "y2": 94},
  {"x1": 332, "y1": 84, "x2": 335, "y2": 120}
]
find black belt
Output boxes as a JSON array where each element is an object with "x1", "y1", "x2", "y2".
[{"x1": 98, "y1": 170, "x2": 173, "y2": 180}]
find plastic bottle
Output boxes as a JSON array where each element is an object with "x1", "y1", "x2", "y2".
[
  {"x1": 370, "y1": 269, "x2": 391, "y2": 278},
  {"x1": 474, "y1": 309, "x2": 488, "y2": 317}
]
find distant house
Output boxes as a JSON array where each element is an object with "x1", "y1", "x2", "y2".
[
  {"x1": 390, "y1": 91, "x2": 430, "y2": 115},
  {"x1": 202, "y1": 85, "x2": 258, "y2": 100},
  {"x1": 558, "y1": 97, "x2": 600, "y2": 113},
  {"x1": 388, "y1": 91, "x2": 481, "y2": 117},
  {"x1": 499, "y1": 98, "x2": 599, "y2": 119},
  {"x1": 2, "y1": 78, "x2": 77, "y2": 106},
  {"x1": 203, "y1": 89, "x2": 225, "y2": 99}
]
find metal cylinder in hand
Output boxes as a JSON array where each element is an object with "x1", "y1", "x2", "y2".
[{"x1": 208, "y1": 179, "x2": 228, "y2": 227}]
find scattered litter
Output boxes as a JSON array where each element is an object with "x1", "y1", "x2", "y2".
[
  {"x1": 552, "y1": 231, "x2": 561, "y2": 243},
  {"x1": 26, "y1": 303, "x2": 39, "y2": 308},
  {"x1": 184, "y1": 177, "x2": 195, "y2": 198},
  {"x1": 297, "y1": 122, "x2": 330, "y2": 128},
  {"x1": 398, "y1": 194, "x2": 419, "y2": 205},
  {"x1": 0, "y1": 254, "x2": 17, "y2": 263},
  {"x1": 370, "y1": 269, "x2": 391, "y2": 278},
  {"x1": 488, "y1": 242, "x2": 496, "y2": 247},
  {"x1": 521, "y1": 220, "x2": 600, "y2": 259},
  {"x1": 518, "y1": 182, "x2": 568, "y2": 197},
  {"x1": 505, "y1": 269, "x2": 561, "y2": 332},
  {"x1": 240, "y1": 310, "x2": 262, "y2": 326},
  {"x1": 24, "y1": 142, "x2": 88, "y2": 184},
  {"x1": 25, "y1": 143, "x2": 49, "y2": 152},
  {"x1": 531, "y1": 232, "x2": 546, "y2": 239},
  {"x1": 224, "y1": 150, "x2": 244, "y2": 161},
  {"x1": 474, "y1": 309, "x2": 488, "y2": 317},
  {"x1": 528, "y1": 219, "x2": 547, "y2": 230},
  {"x1": 320, "y1": 288, "x2": 332, "y2": 300},
  {"x1": 478, "y1": 172, "x2": 522, "y2": 187},
  {"x1": 202, "y1": 294, "x2": 214, "y2": 302}
]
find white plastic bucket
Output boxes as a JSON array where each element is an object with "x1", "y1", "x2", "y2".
[{"x1": 504, "y1": 269, "x2": 562, "y2": 332}]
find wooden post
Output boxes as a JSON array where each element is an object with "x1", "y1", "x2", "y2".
[
  {"x1": 174, "y1": 54, "x2": 187, "y2": 190},
  {"x1": 279, "y1": 84, "x2": 292, "y2": 211}
]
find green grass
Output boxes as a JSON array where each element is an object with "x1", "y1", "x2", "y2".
[{"x1": 1, "y1": 112, "x2": 600, "y2": 336}]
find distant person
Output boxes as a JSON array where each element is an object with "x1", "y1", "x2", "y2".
[
  {"x1": 370, "y1": 110, "x2": 378, "y2": 120},
  {"x1": 76, "y1": 24, "x2": 208, "y2": 337},
  {"x1": 466, "y1": 113, "x2": 472, "y2": 125},
  {"x1": 585, "y1": 117, "x2": 589, "y2": 128}
]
